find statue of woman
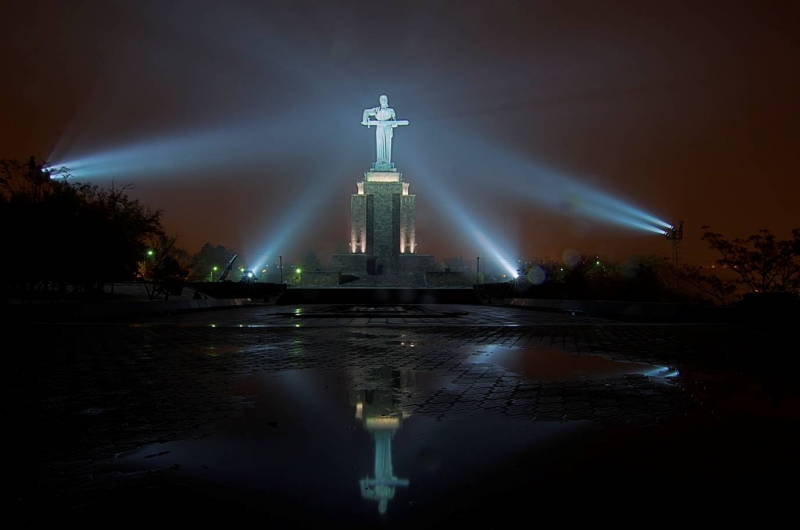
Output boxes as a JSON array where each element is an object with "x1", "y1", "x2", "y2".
[{"x1": 362, "y1": 95, "x2": 397, "y2": 168}]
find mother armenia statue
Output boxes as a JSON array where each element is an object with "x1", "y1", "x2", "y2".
[{"x1": 361, "y1": 95, "x2": 409, "y2": 171}]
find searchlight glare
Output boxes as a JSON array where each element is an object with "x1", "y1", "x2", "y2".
[
  {"x1": 433, "y1": 130, "x2": 673, "y2": 236},
  {"x1": 664, "y1": 221, "x2": 684, "y2": 241},
  {"x1": 400, "y1": 155, "x2": 519, "y2": 277}
]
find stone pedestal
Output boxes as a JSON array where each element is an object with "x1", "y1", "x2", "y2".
[
  {"x1": 399, "y1": 254, "x2": 434, "y2": 274},
  {"x1": 331, "y1": 253, "x2": 369, "y2": 275},
  {"x1": 344, "y1": 169, "x2": 422, "y2": 276}
]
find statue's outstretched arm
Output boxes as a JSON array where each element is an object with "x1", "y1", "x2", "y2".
[{"x1": 362, "y1": 107, "x2": 377, "y2": 124}]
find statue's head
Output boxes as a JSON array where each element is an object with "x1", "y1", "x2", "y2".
[{"x1": 379, "y1": 95, "x2": 388, "y2": 108}]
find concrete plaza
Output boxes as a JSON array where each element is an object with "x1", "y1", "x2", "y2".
[{"x1": 7, "y1": 304, "x2": 799, "y2": 525}]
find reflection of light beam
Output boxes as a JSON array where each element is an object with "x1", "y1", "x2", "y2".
[{"x1": 644, "y1": 366, "x2": 680, "y2": 378}]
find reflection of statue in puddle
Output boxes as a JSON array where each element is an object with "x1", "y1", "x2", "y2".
[{"x1": 351, "y1": 367, "x2": 412, "y2": 514}]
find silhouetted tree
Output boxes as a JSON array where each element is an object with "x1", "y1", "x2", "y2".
[
  {"x1": 612, "y1": 254, "x2": 672, "y2": 302},
  {"x1": 137, "y1": 234, "x2": 191, "y2": 300},
  {"x1": 701, "y1": 226, "x2": 800, "y2": 294},
  {"x1": 0, "y1": 157, "x2": 164, "y2": 301},
  {"x1": 86, "y1": 183, "x2": 165, "y2": 291},
  {"x1": 302, "y1": 251, "x2": 322, "y2": 271},
  {"x1": 675, "y1": 264, "x2": 739, "y2": 305},
  {"x1": 513, "y1": 253, "x2": 676, "y2": 302},
  {"x1": 190, "y1": 242, "x2": 234, "y2": 281}
]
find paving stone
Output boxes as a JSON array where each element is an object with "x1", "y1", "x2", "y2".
[{"x1": 6, "y1": 303, "x2": 796, "y2": 519}]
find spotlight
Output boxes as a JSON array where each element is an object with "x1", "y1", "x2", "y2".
[
  {"x1": 665, "y1": 221, "x2": 684, "y2": 268},
  {"x1": 665, "y1": 221, "x2": 684, "y2": 241}
]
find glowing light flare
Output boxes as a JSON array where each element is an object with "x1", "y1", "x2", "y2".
[
  {"x1": 365, "y1": 417, "x2": 400, "y2": 430},
  {"x1": 527, "y1": 265, "x2": 547, "y2": 285},
  {"x1": 468, "y1": 228, "x2": 518, "y2": 278},
  {"x1": 643, "y1": 366, "x2": 680, "y2": 378}
]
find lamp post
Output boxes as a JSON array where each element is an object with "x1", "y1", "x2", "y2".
[
  {"x1": 143, "y1": 249, "x2": 155, "y2": 277},
  {"x1": 210, "y1": 266, "x2": 218, "y2": 282}
]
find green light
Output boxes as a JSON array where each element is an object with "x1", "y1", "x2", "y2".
[
  {"x1": 296, "y1": 268, "x2": 301, "y2": 274},
  {"x1": 213, "y1": 266, "x2": 218, "y2": 271},
  {"x1": 147, "y1": 249, "x2": 154, "y2": 256},
  {"x1": 596, "y1": 261, "x2": 600, "y2": 265}
]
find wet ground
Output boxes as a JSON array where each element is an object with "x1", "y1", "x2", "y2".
[{"x1": 6, "y1": 304, "x2": 800, "y2": 525}]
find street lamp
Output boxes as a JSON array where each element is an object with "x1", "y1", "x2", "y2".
[
  {"x1": 146, "y1": 249, "x2": 154, "y2": 257},
  {"x1": 210, "y1": 265, "x2": 218, "y2": 282}
]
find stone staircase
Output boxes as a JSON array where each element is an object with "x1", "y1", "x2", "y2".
[{"x1": 343, "y1": 273, "x2": 428, "y2": 288}]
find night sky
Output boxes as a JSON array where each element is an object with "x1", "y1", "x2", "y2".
[{"x1": 2, "y1": 0, "x2": 798, "y2": 267}]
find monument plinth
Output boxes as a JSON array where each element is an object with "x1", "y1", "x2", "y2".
[
  {"x1": 332, "y1": 95, "x2": 434, "y2": 277},
  {"x1": 351, "y1": 367, "x2": 412, "y2": 515}
]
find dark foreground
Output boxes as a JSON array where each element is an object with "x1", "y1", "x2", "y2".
[{"x1": 6, "y1": 304, "x2": 800, "y2": 526}]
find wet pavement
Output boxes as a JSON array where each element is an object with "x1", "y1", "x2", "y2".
[{"x1": 6, "y1": 304, "x2": 800, "y2": 525}]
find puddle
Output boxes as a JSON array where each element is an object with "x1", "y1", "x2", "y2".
[
  {"x1": 466, "y1": 345, "x2": 676, "y2": 381},
  {"x1": 113, "y1": 368, "x2": 588, "y2": 524},
  {"x1": 70, "y1": 359, "x2": 788, "y2": 525},
  {"x1": 275, "y1": 305, "x2": 466, "y2": 319}
]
